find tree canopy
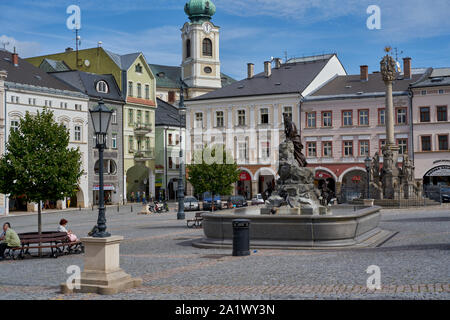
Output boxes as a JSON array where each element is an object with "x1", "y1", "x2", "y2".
[
  {"x1": 0, "y1": 108, "x2": 83, "y2": 213},
  {"x1": 187, "y1": 145, "x2": 240, "y2": 197}
]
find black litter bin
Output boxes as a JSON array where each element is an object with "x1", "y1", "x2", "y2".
[{"x1": 232, "y1": 219, "x2": 250, "y2": 256}]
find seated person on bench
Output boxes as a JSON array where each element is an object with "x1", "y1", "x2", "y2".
[
  {"x1": 57, "y1": 219, "x2": 78, "y2": 242},
  {"x1": 0, "y1": 222, "x2": 21, "y2": 260}
]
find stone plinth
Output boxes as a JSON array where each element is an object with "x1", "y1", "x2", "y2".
[{"x1": 61, "y1": 236, "x2": 142, "y2": 295}]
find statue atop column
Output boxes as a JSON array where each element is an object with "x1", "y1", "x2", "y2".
[{"x1": 380, "y1": 51, "x2": 397, "y2": 83}]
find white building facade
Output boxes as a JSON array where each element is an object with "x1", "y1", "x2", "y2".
[{"x1": 4, "y1": 83, "x2": 90, "y2": 213}]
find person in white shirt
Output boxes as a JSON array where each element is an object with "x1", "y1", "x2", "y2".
[{"x1": 57, "y1": 219, "x2": 78, "y2": 241}]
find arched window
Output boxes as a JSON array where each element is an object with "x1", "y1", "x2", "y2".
[
  {"x1": 94, "y1": 159, "x2": 117, "y2": 175},
  {"x1": 186, "y1": 39, "x2": 191, "y2": 58},
  {"x1": 202, "y1": 38, "x2": 212, "y2": 56}
]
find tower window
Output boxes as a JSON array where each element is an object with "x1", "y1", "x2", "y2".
[
  {"x1": 202, "y1": 38, "x2": 212, "y2": 56},
  {"x1": 186, "y1": 39, "x2": 191, "y2": 58},
  {"x1": 204, "y1": 66, "x2": 212, "y2": 74}
]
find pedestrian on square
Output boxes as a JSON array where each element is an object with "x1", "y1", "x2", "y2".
[{"x1": 0, "y1": 223, "x2": 21, "y2": 259}]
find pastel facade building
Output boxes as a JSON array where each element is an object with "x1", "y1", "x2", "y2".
[
  {"x1": 154, "y1": 98, "x2": 186, "y2": 200},
  {"x1": 0, "y1": 50, "x2": 90, "y2": 213},
  {"x1": 410, "y1": 68, "x2": 450, "y2": 189},
  {"x1": 302, "y1": 59, "x2": 424, "y2": 201}
]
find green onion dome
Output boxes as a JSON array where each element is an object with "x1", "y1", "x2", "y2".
[{"x1": 184, "y1": 0, "x2": 216, "y2": 23}]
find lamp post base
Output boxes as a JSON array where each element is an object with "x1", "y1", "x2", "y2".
[{"x1": 60, "y1": 236, "x2": 142, "y2": 295}]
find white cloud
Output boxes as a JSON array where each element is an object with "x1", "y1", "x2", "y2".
[{"x1": 0, "y1": 35, "x2": 41, "y2": 57}]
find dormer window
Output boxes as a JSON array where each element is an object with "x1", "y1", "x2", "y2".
[
  {"x1": 96, "y1": 80, "x2": 109, "y2": 93},
  {"x1": 135, "y1": 63, "x2": 143, "y2": 73}
]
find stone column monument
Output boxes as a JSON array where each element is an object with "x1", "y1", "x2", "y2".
[{"x1": 380, "y1": 50, "x2": 401, "y2": 199}]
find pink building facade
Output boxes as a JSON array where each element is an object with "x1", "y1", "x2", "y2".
[
  {"x1": 411, "y1": 68, "x2": 450, "y2": 190},
  {"x1": 302, "y1": 59, "x2": 423, "y2": 201}
]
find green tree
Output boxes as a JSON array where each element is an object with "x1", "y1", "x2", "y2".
[
  {"x1": 187, "y1": 145, "x2": 240, "y2": 211},
  {"x1": 0, "y1": 109, "x2": 83, "y2": 243}
]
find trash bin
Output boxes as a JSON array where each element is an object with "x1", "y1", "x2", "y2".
[{"x1": 232, "y1": 219, "x2": 250, "y2": 256}]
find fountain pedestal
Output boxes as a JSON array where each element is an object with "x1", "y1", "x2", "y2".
[{"x1": 265, "y1": 140, "x2": 325, "y2": 215}]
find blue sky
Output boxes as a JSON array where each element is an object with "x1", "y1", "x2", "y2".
[{"x1": 1, "y1": 0, "x2": 450, "y2": 80}]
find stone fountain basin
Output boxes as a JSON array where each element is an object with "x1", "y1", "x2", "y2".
[{"x1": 194, "y1": 206, "x2": 394, "y2": 249}]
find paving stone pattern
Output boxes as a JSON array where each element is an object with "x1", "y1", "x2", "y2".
[{"x1": 0, "y1": 205, "x2": 449, "y2": 300}]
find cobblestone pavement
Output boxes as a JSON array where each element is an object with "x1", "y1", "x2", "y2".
[{"x1": 0, "y1": 205, "x2": 449, "y2": 300}]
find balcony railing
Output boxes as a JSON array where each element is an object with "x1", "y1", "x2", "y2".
[
  {"x1": 133, "y1": 149, "x2": 154, "y2": 161},
  {"x1": 134, "y1": 122, "x2": 153, "y2": 135}
]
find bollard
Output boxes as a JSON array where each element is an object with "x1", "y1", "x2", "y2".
[
  {"x1": 117, "y1": 204, "x2": 120, "y2": 212},
  {"x1": 232, "y1": 219, "x2": 250, "y2": 257},
  {"x1": 131, "y1": 205, "x2": 133, "y2": 213}
]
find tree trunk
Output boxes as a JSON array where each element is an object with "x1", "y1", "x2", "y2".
[{"x1": 38, "y1": 201, "x2": 42, "y2": 257}]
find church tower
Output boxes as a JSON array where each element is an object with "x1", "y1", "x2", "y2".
[{"x1": 181, "y1": 0, "x2": 221, "y2": 96}]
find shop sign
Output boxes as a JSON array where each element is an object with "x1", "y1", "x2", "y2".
[
  {"x1": 239, "y1": 171, "x2": 251, "y2": 181},
  {"x1": 425, "y1": 165, "x2": 450, "y2": 177},
  {"x1": 315, "y1": 171, "x2": 332, "y2": 179},
  {"x1": 93, "y1": 184, "x2": 115, "y2": 191}
]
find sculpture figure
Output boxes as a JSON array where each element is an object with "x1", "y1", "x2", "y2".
[
  {"x1": 371, "y1": 152, "x2": 381, "y2": 184},
  {"x1": 283, "y1": 113, "x2": 307, "y2": 167}
]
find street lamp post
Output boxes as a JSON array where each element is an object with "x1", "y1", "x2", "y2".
[
  {"x1": 89, "y1": 99, "x2": 113, "y2": 237},
  {"x1": 364, "y1": 156, "x2": 372, "y2": 199},
  {"x1": 177, "y1": 82, "x2": 186, "y2": 220}
]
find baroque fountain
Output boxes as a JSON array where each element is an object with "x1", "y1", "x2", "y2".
[{"x1": 194, "y1": 115, "x2": 395, "y2": 249}]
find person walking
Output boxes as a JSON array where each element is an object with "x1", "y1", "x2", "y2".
[{"x1": 0, "y1": 223, "x2": 21, "y2": 259}]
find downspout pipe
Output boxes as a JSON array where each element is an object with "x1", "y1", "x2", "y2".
[{"x1": 408, "y1": 87, "x2": 414, "y2": 165}]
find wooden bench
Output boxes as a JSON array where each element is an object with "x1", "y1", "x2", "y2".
[
  {"x1": 4, "y1": 231, "x2": 84, "y2": 260},
  {"x1": 187, "y1": 212, "x2": 204, "y2": 229}
]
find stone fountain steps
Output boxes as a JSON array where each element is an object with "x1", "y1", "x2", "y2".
[{"x1": 193, "y1": 228, "x2": 397, "y2": 250}]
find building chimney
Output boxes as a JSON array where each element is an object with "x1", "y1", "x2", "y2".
[
  {"x1": 403, "y1": 57, "x2": 412, "y2": 79},
  {"x1": 274, "y1": 58, "x2": 282, "y2": 69},
  {"x1": 360, "y1": 65, "x2": 368, "y2": 81},
  {"x1": 12, "y1": 47, "x2": 18, "y2": 67},
  {"x1": 247, "y1": 63, "x2": 254, "y2": 79},
  {"x1": 264, "y1": 61, "x2": 272, "y2": 77}
]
